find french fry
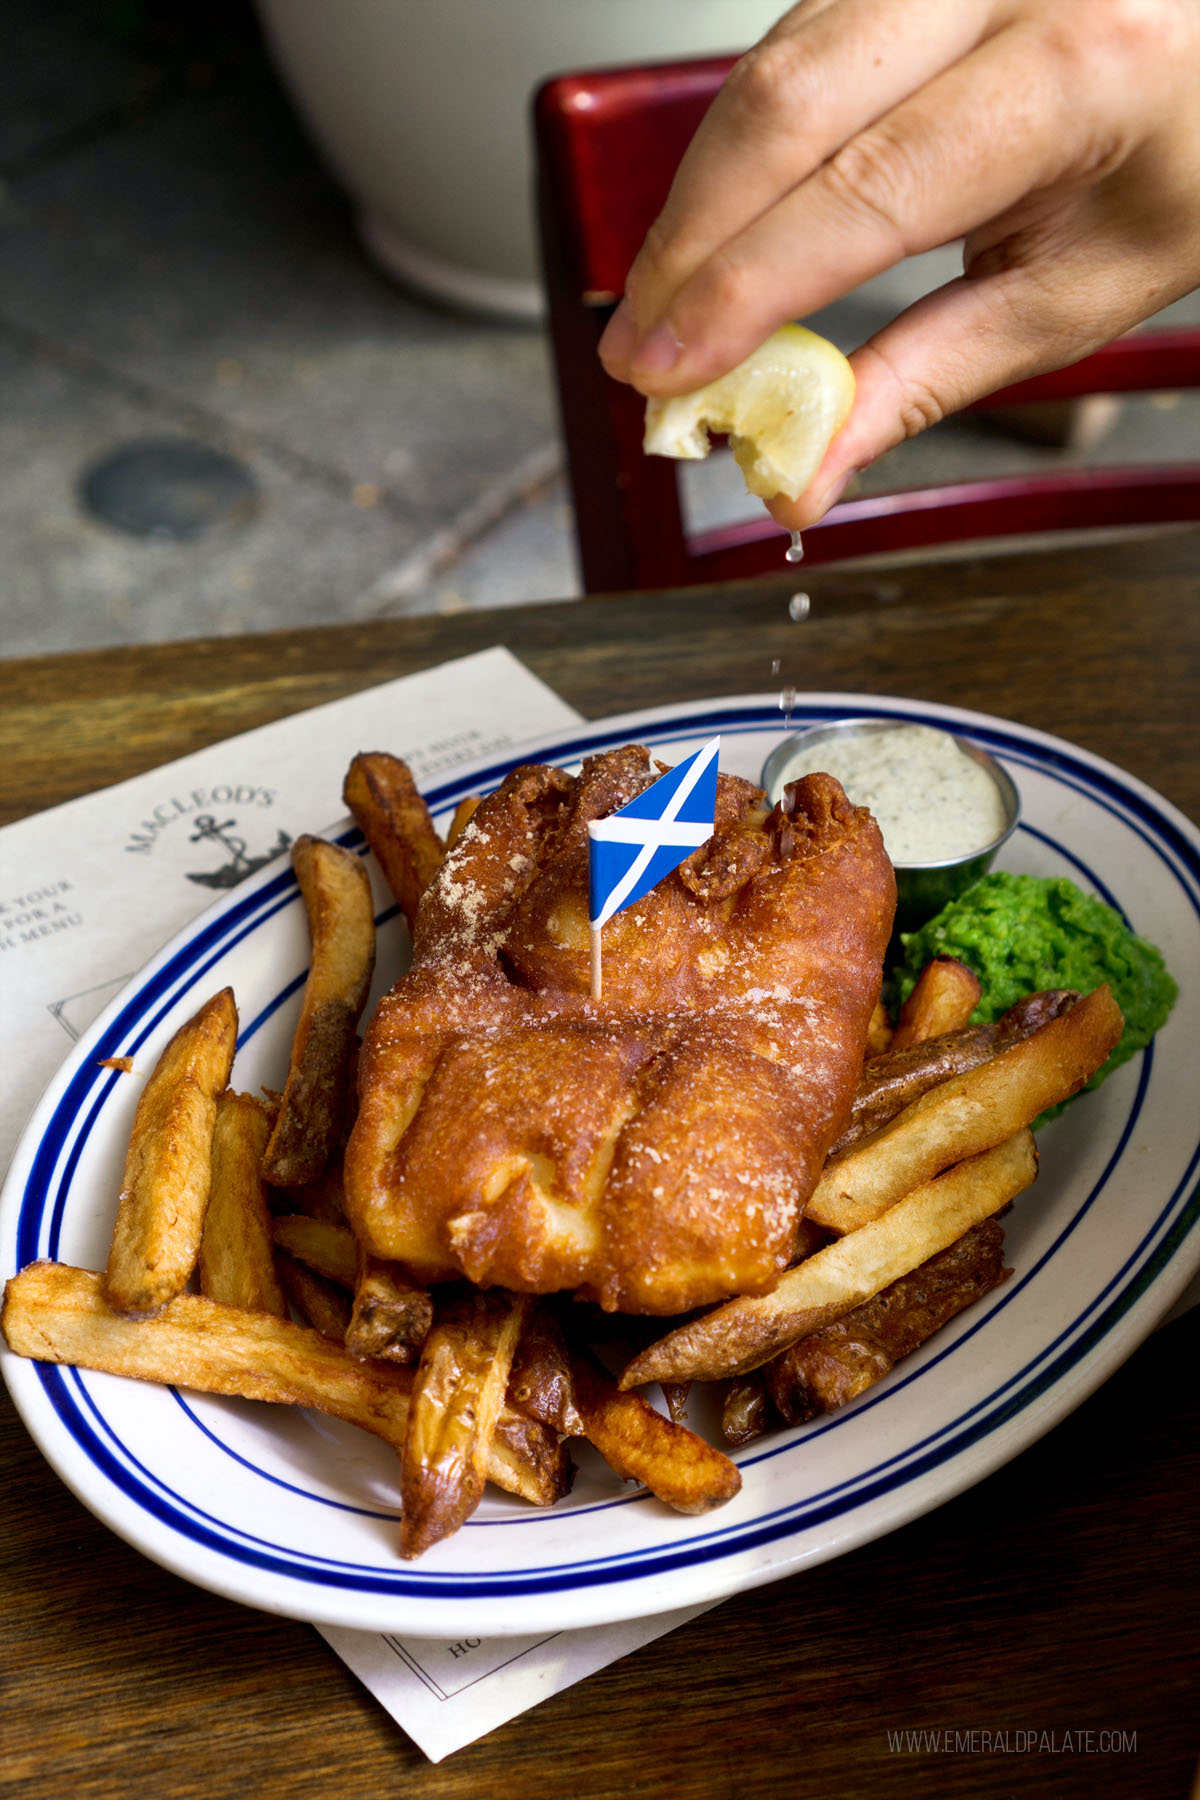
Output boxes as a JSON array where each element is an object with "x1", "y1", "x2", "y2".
[
  {"x1": 199, "y1": 1091, "x2": 287, "y2": 1317},
  {"x1": 263, "y1": 836, "x2": 375, "y2": 1188},
  {"x1": 890, "y1": 955, "x2": 982, "y2": 1052},
  {"x1": 721, "y1": 1373, "x2": 771, "y2": 1447},
  {"x1": 490, "y1": 1407, "x2": 574, "y2": 1507},
  {"x1": 274, "y1": 1253, "x2": 353, "y2": 1343},
  {"x1": 620, "y1": 1130, "x2": 1038, "y2": 1385},
  {"x1": 343, "y1": 751, "x2": 444, "y2": 925},
  {"x1": 346, "y1": 1251, "x2": 433, "y2": 1364},
  {"x1": 400, "y1": 1288, "x2": 530, "y2": 1558},
  {"x1": 272, "y1": 1159, "x2": 348, "y2": 1225},
  {"x1": 103, "y1": 987, "x2": 238, "y2": 1318},
  {"x1": 270, "y1": 1214, "x2": 359, "y2": 1288},
  {"x1": 661, "y1": 1381, "x2": 692, "y2": 1424},
  {"x1": 4, "y1": 1262, "x2": 553, "y2": 1508},
  {"x1": 831, "y1": 989, "x2": 1079, "y2": 1157},
  {"x1": 765, "y1": 1218, "x2": 1010, "y2": 1424},
  {"x1": 719, "y1": 1209, "x2": 1007, "y2": 1444},
  {"x1": 865, "y1": 1000, "x2": 894, "y2": 1059},
  {"x1": 570, "y1": 1349, "x2": 742, "y2": 1512},
  {"x1": 808, "y1": 986, "x2": 1121, "y2": 1235},
  {"x1": 7, "y1": 1261, "x2": 410, "y2": 1438},
  {"x1": 507, "y1": 1302, "x2": 583, "y2": 1436}
]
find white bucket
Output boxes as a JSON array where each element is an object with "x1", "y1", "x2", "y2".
[{"x1": 254, "y1": 0, "x2": 783, "y2": 319}]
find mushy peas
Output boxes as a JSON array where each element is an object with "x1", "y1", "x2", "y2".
[{"x1": 890, "y1": 871, "x2": 1178, "y2": 1101}]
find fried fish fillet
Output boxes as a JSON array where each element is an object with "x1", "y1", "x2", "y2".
[{"x1": 344, "y1": 747, "x2": 895, "y2": 1314}]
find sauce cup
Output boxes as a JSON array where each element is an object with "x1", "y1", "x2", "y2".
[{"x1": 761, "y1": 717, "x2": 1021, "y2": 932}]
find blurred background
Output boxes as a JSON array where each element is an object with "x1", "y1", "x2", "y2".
[{"x1": 3, "y1": 0, "x2": 1198, "y2": 659}]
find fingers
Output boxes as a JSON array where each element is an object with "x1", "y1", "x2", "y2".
[
  {"x1": 611, "y1": 0, "x2": 995, "y2": 353},
  {"x1": 610, "y1": 14, "x2": 1143, "y2": 400},
  {"x1": 765, "y1": 209, "x2": 1200, "y2": 531}
]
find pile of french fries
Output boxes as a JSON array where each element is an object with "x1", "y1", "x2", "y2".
[{"x1": 1, "y1": 752, "x2": 1124, "y2": 1559}]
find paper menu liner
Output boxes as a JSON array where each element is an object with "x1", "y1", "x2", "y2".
[{"x1": 319, "y1": 1604, "x2": 716, "y2": 1763}]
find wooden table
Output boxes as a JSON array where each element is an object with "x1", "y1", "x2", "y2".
[{"x1": 2, "y1": 532, "x2": 1198, "y2": 1799}]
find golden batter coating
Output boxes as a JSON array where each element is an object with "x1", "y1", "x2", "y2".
[{"x1": 344, "y1": 746, "x2": 896, "y2": 1314}]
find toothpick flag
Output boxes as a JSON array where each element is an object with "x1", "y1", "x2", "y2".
[{"x1": 587, "y1": 736, "x2": 720, "y2": 999}]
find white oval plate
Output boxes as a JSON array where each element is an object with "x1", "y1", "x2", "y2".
[{"x1": 3, "y1": 693, "x2": 1199, "y2": 1638}]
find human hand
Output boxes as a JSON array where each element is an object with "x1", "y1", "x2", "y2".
[{"x1": 598, "y1": 0, "x2": 1200, "y2": 528}]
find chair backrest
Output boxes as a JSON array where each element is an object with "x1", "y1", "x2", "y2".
[{"x1": 535, "y1": 58, "x2": 1200, "y2": 592}]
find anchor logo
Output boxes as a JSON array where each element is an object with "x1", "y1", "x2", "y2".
[{"x1": 187, "y1": 813, "x2": 291, "y2": 890}]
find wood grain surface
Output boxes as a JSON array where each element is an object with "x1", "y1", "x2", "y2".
[{"x1": 2, "y1": 530, "x2": 1198, "y2": 1799}]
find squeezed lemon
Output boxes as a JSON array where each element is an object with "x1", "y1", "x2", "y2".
[{"x1": 642, "y1": 323, "x2": 854, "y2": 503}]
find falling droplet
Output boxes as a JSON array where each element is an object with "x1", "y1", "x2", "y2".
[
  {"x1": 779, "y1": 683, "x2": 798, "y2": 731},
  {"x1": 770, "y1": 655, "x2": 781, "y2": 679},
  {"x1": 785, "y1": 530, "x2": 805, "y2": 564},
  {"x1": 788, "y1": 591, "x2": 811, "y2": 622}
]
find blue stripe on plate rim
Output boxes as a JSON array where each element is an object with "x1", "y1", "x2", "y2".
[{"x1": 10, "y1": 696, "x2": 1200, "y2": 1602}]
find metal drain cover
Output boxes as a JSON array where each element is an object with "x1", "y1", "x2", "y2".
[{"x1": 79, "y1": 438, "x2": 259, "y2": 540}]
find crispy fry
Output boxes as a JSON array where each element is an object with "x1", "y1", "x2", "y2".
[
  {"x1": 507, "y1": 1302, "x2": 583, "y2": 1435},
  {"x1": 400, "y1": 1288, "x2": 530, "y2": 1558},
  {"x1": 571, "y1": 1349, "x2": 741, "y2": 1512},
  {"x1": 660, "y1": 1381, "x2": 692, "y2": 1423},
  {"x1": 2, "y1": 1262, "x2": 547, "y2": 1504},
  {"x1": 343, "y1": 751, "x2": 444, "y2": 925},
  {"x1": 771, "y1": 1318, "x2": 892, "y2": 1420},
  {"x1": 345, "y1": 1251, "x2": 433, "y2": 1364},
  {"x1": 831, "y1": 989, "x2": 1079, "y2": 1156},
  {"x1": 721, "y1": 1373, "x2": 771, "y2": 1447},
  {"x1": 766, "y1": 1219, "x2": 1010, "y2": 1424},
  {"x1": 103, "y1": 988, "x2": 238, "y2": 1318},
  {"x1": 866, "y1": 1000, "x2": 894, "y2": 1058},
  {"x1": 199, "y1": 1091, "x2": 287, "y2": 1316},
  {"x1": 7, "y1": 1260, "x2": 407, "y2": 1435},
  {"x1": 445, "y1": 795, "x2": 481, "y2": 850},
  {"x1": 263, "y1": 836, "x2": 375, "y2": 1188},
  {"x1": 620, "y1": 1130, "x2": 1038, "y2": 1385},
  {"x1": 272, "y1": 1159, "x2": 348, "y2": 1225},
  {"x1": 270, "y1": 1214, "x2": 359, "y2": 1287},
  {"x1": 808, "y1": 986, "x2": 1121, "y2": 1234},
  {"x1": 489, "y1": 1407, "x2": 574, "y2": 1506},
  {"x1": 890, "y1": 955, "x2": 982, "y2": 1052},
  {"x1": 274, "y1": 1253, "x2": 352, "y2": 1342}
]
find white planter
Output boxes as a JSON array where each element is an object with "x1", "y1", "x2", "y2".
[{"x1": 254, "y1": 0, "x2": 783, "y2": 319}]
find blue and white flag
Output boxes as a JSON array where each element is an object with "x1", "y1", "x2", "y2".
[{"x1": 587, "y1": 736, "x2": 720, "y2": 930}]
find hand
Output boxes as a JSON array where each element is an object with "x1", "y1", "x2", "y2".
[{"x1": 598, "y1": 0, "x2": 1200, "y2": 528}]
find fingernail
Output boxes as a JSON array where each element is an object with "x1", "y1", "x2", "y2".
[
  {"x1": 631, "y1": 319, "x2": 683, "y2": 377},
  {"x1": 598, "y1": 297, "x2": 635, "y2": 371}
]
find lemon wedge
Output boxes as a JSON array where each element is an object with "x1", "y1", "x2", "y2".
[{"x1": 642, "y1": 323, "x2": 855, "y2": 502}]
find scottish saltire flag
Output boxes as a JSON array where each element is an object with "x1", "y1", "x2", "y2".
[{"x1": 588, "y1": 737, "x2": 721, "y2": 930}]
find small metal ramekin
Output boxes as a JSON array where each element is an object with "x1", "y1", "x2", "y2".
[{"x1": 761, "y1": 716, "x2": 1021, "y2": 931}]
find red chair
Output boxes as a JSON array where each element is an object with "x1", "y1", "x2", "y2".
[{"x1": 534, "y1": 57, "x2": 1200, "y2": 593}]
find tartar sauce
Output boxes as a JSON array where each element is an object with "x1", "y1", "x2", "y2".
[{"x1": 778, "y1": 723, "x2": 1009, "y2": 864}]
